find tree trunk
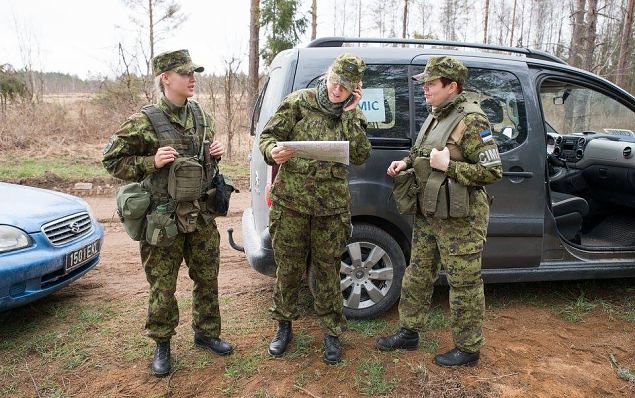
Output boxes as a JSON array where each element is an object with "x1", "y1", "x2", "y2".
[
  {"x1": 568, "y1": 0, "x2": 586, "y2": 67},
  {"x1": 402, "y1": 0, "x2": 409, "y2": 38},
  {"x1": 510, "y1": 0, "x2": 517, "y2": 46},
  {"x1": 248, "y1": 0, "x2": 260, "y2": 112},
  {"x1": 616, "y1": 0, "x2": 635, "y2": 87},
  {"x1": 358, "y1": 0, "x2": 362, "y2": 37},
  {"x1": 311, "y1": 0, "x2": 317, "y2": 40},
  {"x1": 583, "y1": 0, "x2": 598, "y2": 71},
  {"x1": 148, "y1": 0, "x2": 154, "y2": 72},
  {"x1": 483, "y1": 0, "x2": 490, "y2": 44}
]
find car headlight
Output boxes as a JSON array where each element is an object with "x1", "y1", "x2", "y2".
[
  {"x1": 0, "y1": 225, "x2": 32, "y2": 253},
  {"x1": 77, "y1": 198, "x2": 96, "y2": 221}
]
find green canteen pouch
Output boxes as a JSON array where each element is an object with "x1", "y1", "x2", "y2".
[
  {"x1": 448, "y1": 178, "x2": 469, "y2": 218},
  {"x1": 168, "y1": 156, "x2": 203, "y2": 203},
  {"x1": 176, "y1": 200, "x2": 200, "y2": 233},
  {"x1": 116, "y1": 182, "x2": 151, "y2": 241},
  {"x1": 392, "y1": 169, "x2": 419, "y2": 215},
  {"x1": 145, "y1": 205, "x2": 178, "y2": 247}
]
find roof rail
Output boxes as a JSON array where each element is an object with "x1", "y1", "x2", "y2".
[{"x1": 306, "y1": 37, "x2": 567, "y2": 65}]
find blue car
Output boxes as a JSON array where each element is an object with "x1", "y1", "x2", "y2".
[{"x1": 0, "y1": 182, "x2": 104, "y2": 311}]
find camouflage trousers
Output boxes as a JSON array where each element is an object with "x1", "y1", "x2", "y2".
[
  {"x1": 269, "y1": 203, "x2": 350, "y2": 336},
  {"x1": 140, "y1": 217, "x2": 221, "y2": 342},
  {"x1": 399, "y1": 188, "x2": 490, "y2": 353}
]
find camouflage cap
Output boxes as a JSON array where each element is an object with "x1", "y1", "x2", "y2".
[
  {"x1": 152, "y1": 49, "x2": 204, "y2": 76},
  {"x1": 328, "y1": 53, "x2": 366, "y2": 92},
  {"x1": 412, "y1": 56, "x2": 468, "y2": 84}
]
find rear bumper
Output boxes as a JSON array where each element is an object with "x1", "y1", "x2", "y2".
[{"x1": 241, "y1": 207, "x2": 276, "y2": 277}]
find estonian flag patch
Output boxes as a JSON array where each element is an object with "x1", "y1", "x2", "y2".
[{"x1": 479, "y1": 129, "x2": 493, "y2": 142}]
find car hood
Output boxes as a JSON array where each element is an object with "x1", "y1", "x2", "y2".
[{"x1": 0, "y1": 183, "x2": 88, "y2": 233}]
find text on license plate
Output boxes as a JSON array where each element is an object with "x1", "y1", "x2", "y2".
[{"x1": 65, "y1": 240, "x2": 100, "y2": 272}]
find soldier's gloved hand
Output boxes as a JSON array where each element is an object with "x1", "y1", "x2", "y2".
[
  {"x1": 271, "y1": 145, "x2": 295, "y2": 165},
  {"x1": 430, "y1": 147, "x2": 450, "y2": 172},
  {"x1": 209, "y1": 140, "x2": 224, "y2": 158},
  {"x1": 154, "y1": 146, "x2": 178, "y2": 169},
  {"x1": 387, "y1": 160, "x2": 407, "y2": 177}
]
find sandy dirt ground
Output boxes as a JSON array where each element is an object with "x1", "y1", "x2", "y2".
[{"x1": 2, "y1": 191, "x2": 635, "y2": 397}]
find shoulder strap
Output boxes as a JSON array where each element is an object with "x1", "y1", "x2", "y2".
[
  {"x1": 413, "y1": 114, "x2": 435, "y2": 148},
  {"x1": 141, "y1": 104, "x2": 176, "y2": 147},
  {"x1": 421, "y1": 106, "x2": 465, "y2": 151},
  {"x1": 460, "y1": 101, "x2": 486, "y2": 117},
  {"x1": 187, "y1": 100, "x2": 207, "y2": 137}
]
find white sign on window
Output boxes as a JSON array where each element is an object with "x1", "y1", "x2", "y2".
[{"x1": 358, "y1": 88, "x2": 386, "y2": 123}]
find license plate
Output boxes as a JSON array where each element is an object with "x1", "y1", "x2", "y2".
[{"x1": 65, "y1": 240, "x2": 100, "y2": 273}]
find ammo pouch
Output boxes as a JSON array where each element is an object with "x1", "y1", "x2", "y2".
[
  {"x1": 392, "y1": 169, "x2": 419, "y2": 215},
  {"x1": 414, "y1": 156, "x2": 470, "y2": 219},
  {"x1": 176, "y1": 201, "x2": 200, "y2": 233},
  {"x1": 116, "y1": 182, "x2": 151, "y2": 241},
  {"x1": 204, "y1": 172, "x2": 237, "y2": 217},
  {"x1": 145, "y1": 201, "x2": 178, "y2": 247},
  {"x1": 419, "y1": 173, "x2": 470, "y2": 219},
  {"x1": 168, "y1": 157, "x2": 203, "y2": 203}
]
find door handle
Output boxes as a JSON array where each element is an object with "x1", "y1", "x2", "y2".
[{"x1": 503, "y1": 171, "x2": 534, "y2": 178}]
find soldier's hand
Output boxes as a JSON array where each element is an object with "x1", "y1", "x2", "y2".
[
  {"x1": 210, "y1": 140, "x2": 224, "y2": 158},
  {"x1": 154, "y1": 146, "x2": 178, "y2": 169},
  {"x1": 271, "y1": 145, "x2": 295, "y2": 165},
  {"x1": 343, "y1": 84, "x2": 363, "y2": 112},
  {"x1": 430, "y1": 147, "x2": 450, "y2": 172},
  {"x1": 387, "y1": 160, "x2": 407, "y2": 177}
]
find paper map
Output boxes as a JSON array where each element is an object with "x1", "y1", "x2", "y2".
[{"x1": 277, "y1": 141, "x2": 350, "y2": 165}]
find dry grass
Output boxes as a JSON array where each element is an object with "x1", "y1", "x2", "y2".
[{"x1": 0, "y1": 92, "x2": 252, "y2": 180}]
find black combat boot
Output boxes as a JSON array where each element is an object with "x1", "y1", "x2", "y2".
[
  {"x1": 433, "y1": 347, "x2": 480, "y2": 367},
  {"x1": 323, "y1": 335, "x2": 343, "y2": 365},
  {"x1": 268, "y1": 320, "x2": 292, "y2": 357},
  {"x1": 151, "y1": 341, "x2": 171, "y2": 377},
  {"x1": 194, "y1": 332, "x2": 234, "y2": 356},
  {"x1": 375, "y1": 327, "x2": 419, "y2": 351}
]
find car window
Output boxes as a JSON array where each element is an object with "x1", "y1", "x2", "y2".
[
  {"x1": 539, "y1": 79, "x2": 635, "y2": 136},
  {"x1": 413, "y1": 68, "x2": 528, "y2": 153},
  {"x1": 308, "y1": 64, "x2": 410, "y2": 140},
  {"x1": 257, "y1": 67, "x2": 285, "y2": 133},
  {"x1": 250, "y1": 77, "x2": 269, "y2": 135}
]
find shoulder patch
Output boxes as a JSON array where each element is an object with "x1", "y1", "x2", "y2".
[
  {"x1": 479, "y1": 129, "x2": 493, "y2": 143},
  {"x1": 477, "y1": 147, "x2": 501, "y2": 167}
]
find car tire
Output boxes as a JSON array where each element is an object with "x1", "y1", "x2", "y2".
[{"x1": 309, "y1": 222, "x2": 407, "y2": 320}]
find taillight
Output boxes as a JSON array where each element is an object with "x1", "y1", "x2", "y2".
[{"x1": 265, "y1": 164, "x2": 279, "y2": 207}]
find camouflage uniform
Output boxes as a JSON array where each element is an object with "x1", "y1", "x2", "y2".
[
  {"x1": 398, "y1": 57, "x2": 503, "y2": 353},
  {"x1": 102, "y1": 50, "x2": 222, "y2": 343},
  {"x1": 259, "y1": 54, "x2": 372, "y2": 336}
]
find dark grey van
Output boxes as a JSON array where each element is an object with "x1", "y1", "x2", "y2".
[{"x1": 230, "y1": 37, "x2": 635, "y2": 320}]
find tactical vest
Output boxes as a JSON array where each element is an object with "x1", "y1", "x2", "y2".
[
  {"x1": 413, "y1": 101, "x2": 485, "y2": 218},
  {"x1": 140, "y1": 100, "x2": 206, "y2": 199}
]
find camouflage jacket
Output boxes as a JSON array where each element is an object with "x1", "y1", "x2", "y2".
[
  {"x1": 102, "y1": 96, "x2": 216, "y2": 183},
  {"x1": 404, "y1": 95, "x2": 503, "y2": 187},
  {"x1": 259, "y1": 88, "x2": 372, "y2": 216}
]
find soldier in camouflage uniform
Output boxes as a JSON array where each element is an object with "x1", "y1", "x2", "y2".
[
  {"x1": 259, "y1": 53, "x2": 371, "y2": 364},
  {"x1": 377, "y1": 56, "x2": 503, "y2": 367},
  {"x1": 102, "y1": 49, "x2": 233, "y2": 377}
]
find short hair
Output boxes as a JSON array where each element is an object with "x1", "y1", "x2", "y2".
[{"x1": 439, "y1": 77, "x2": 463, "y2": 93}]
